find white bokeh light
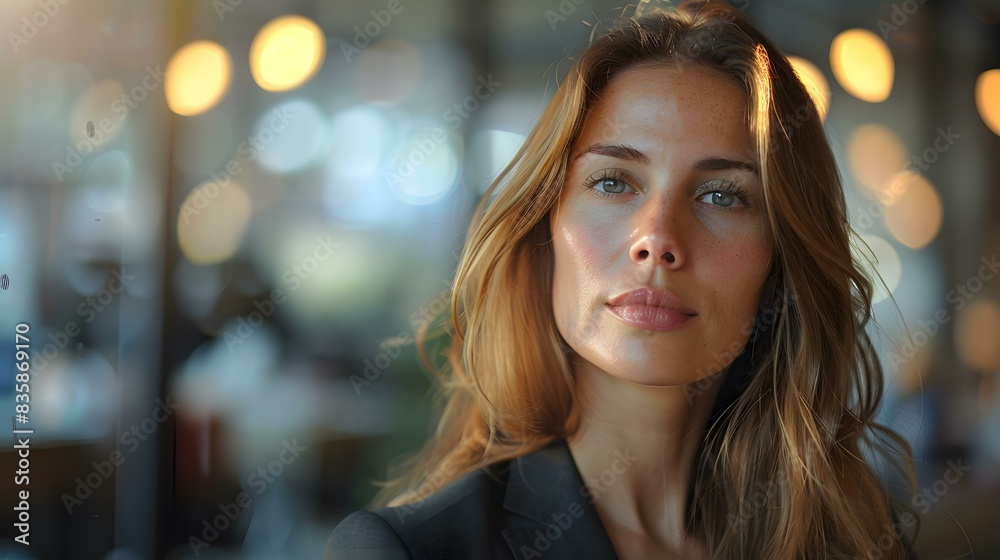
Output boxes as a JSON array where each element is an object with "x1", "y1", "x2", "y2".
[
  {"x1": 857, "y1": 234, "x2": 902, "y2": 305},
  {"x1": 467, "y1": 129, "x2": 525, "y2": 194},
  {"x1": 327, "y1": 105, "x2": 389, "y2": 178},
  {"x1": 82, "y1": 150, "x2": 131, "y2": 212},
  {"x1": 384, "y1": 128, "x2": 461, "y2": 205},
  {"x1": 253, "y1": 99, "x2": 329, "y2": 174}
]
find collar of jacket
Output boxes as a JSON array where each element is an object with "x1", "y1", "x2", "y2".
[{"x1": 498, "y1": 438, "x2": 621, "y2": 560}]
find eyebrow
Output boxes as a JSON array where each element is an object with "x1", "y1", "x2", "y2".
[
  {"x1": 574, "y1": 143, "x2": 759, "y2": 175},
  {"x1": 575, "y1": 143, "x2": 649, "y2": 164},
  {"x1": 693, "y1": 156, "x2": 759, "y2": 175}
]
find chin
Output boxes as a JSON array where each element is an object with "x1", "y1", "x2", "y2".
[
  {"x1": 622, "y1": 338, "x2": 715, "y2": 381},
  {"x1": 576, "y1": 354, "x2": 708, "y2": 387},
  {"x1": 607, "y1": 365, "x2": 708, "y2": 388}
]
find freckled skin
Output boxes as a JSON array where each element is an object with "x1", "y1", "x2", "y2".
[{"x1": 549, "y1": 64, "x2": 774, "y2": 386}]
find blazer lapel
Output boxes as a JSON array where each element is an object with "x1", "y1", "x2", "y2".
[{"x1": 500, "y1": 438, "x2": 620, "y2": 560}]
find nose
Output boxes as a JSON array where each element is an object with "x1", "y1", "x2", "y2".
[
  {"x1": 628, "y1": 203, "x2": 685, "y2": 268},
  {"x1": 629, "y1": 237, "x2": 682, "y2": 267}
]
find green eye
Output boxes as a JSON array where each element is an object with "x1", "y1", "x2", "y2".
[
  {"x1": 695, "y1": 180, "x2": 753, "y2": 209},
  {"x1": 700, "y1": 191, "x2": 738, "y2": 207},
  {"x1": 597, "y1": 179, "x2": 628, "y2": 194},
  {"x1": 583, "y1": 168, "x2": 639, "y2": 198}
]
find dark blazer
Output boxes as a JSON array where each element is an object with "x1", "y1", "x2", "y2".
[{"x1": 324, "y1": 437, "x2": 621, "y2": 560}]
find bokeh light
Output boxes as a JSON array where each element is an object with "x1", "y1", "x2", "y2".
[
  {"x1": 174, "y1": 260, "x2": 224, "y2": 322},
  {"x1": 82, "y1": 149, "x2": 131, "y2": 212},
  {"x1": 830, "y1": 29, "x2": 894, "y2": 103},
  {"x1": 250, "y1": 15, "x2": 326, "y2": 92},
  {"x1": 253, "y1": 99, "x2": 330, "y2": 174},
  {"x1": 846, "y1": 123, "x2": 908, "y2": 196},
  {"x1": 467, "y1": 129, "x2": 525, "y2": 194},
  {"x1": 976, "y1": 68, "x2": 1000, "y2": 136},
  {"x1": 323, "y1": 170, "x2": 396, "y2": 227},
  {"x1": 269, "y1": 228, "x2": 395, "y2": 323},
  {"x1": 323, "y1": 106, "x2": 396, "y2": 226},
  {"x1": 857, "y1": 234, "x2": 902, "y2": 304},
  {"x1": 69, "y1": 79, "x2": 126, "y2": 150},
  {"x1": 386, "y1": 128, "x2": 461, "y2": 205},
  {"x1": 31, "y1": 352, "x2": 119, "y2": 440},
  {"x1": 177, "y1": 180, "x2": 252, "y2": 265},
  {"x1": 327, "y1": 105, "x2": 390, "y2": 178},
  {"x1": 788, "y1": 56, "x2": 830, "y2": 121},
  {"x1": 171, "y1": 324, "x2": 280, "y2": 420},
  {"x1": 352, "y1": 40, "x2": 423, "y2": 105},
  {"x1": 955, "y1": 299, "x2": 1000, "y2": 375},
  {"x1": 884, "y1": 171, "x2": 943, "y2": 249},
  {"x1": 165, "y1": 40, "x2": 233, "y2": 116}
]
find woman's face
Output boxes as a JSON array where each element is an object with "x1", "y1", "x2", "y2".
[{"x1": 549, "y1": 63, "x2": 774, "y2": 386}]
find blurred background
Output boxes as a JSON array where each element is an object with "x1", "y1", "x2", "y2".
[{"x1": 0, "y1": 0, "x2": 998, "y2": 558}]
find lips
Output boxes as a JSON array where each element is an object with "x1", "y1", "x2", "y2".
[
  {"x1": 605, "y1": 288, "x2": 697, "y2": 316},
  {"x1": 604, "y1": 288, "x2": 696, "y2": 331}
]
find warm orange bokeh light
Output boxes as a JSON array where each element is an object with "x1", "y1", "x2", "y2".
[{"x1": 830, "y1": 29, "x2": 894, "y2": 103}]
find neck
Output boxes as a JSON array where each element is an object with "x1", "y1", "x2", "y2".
[{"x1": 566, "y1": 353, "x2": 723, "y2": 552}]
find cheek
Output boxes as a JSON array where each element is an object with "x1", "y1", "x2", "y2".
[
  {"x1": 551, "y1": 207, "x2": 620, "y2": 331},
  {"x1": 552, "y1": 206, "x2": 619, "y2": 286},
  {"x1": 702, "y1": 231, "x2": 772, "y2": 330}
]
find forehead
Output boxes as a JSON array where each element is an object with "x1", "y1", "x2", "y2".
[{"x1": 573, "y1": 63, "x2": 752, "y2": 158}]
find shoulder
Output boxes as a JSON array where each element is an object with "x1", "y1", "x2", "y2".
[
  {"x1": 325, "y1": 461, "x2": 513, "y2": 560},
  {"x1": 324, "y1": 510, "x2": 411, "y2": 560}
]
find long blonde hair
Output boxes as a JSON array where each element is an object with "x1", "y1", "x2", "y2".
[{"x1": 370, "y1": 2, "x2": 919, "y2": 557}]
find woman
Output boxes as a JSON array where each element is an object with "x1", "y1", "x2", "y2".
[{"x1": 326, "y1": 1, "x2": 919, "y2": 558}]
